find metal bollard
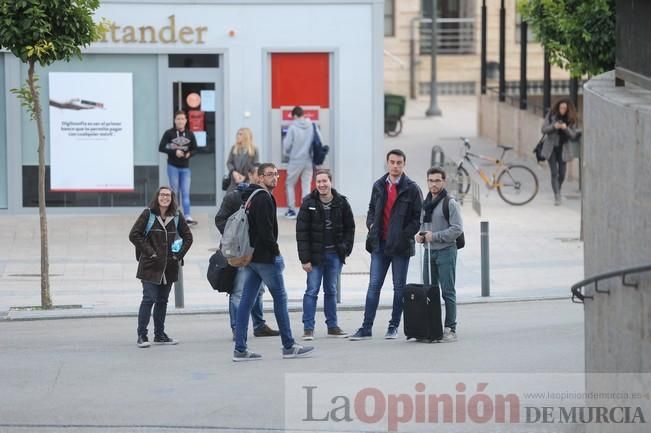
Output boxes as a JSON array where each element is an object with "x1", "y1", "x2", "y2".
[
  {"x1": 175, "y1": 265, "x2": 185, "y2": 308},
  {"x1": 431, "y1": 145, "x2": 445, "y2": 167},
  {"x1": 480, "y1": 221, "x2": 490, "y2": 297}
]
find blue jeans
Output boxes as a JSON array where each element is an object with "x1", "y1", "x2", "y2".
[
  {"x1": 167, "y1": 163, "x2": 192, "y2": 217},
  {"x1": 361, "y1": 241, "x2": 410, "y2": 331},
  {"x1": 229, "y1": 268, "x2": 265, "y2": 331},
  {"x1": 302, "y1": 252, "x2": 342, "y2": 330},
  {"x1": 235, "y1": 256, "x2": 295, "y2": 352},
  {"x1": 423, "y1": 245, "x2": 457, "y2": 331},
  {"x1": 137, "y1": 281, "x2": 172, "y2": 337}
]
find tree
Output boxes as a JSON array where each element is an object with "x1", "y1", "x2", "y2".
[
  {"x1": 517, "y1": 0, "x2": 615, "y2": 77},
  {"x1": 0, "y1": 0, "x2": 106, "y2": 308}
]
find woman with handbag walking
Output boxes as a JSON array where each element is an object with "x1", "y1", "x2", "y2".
[
  {"x1": 225, "y1": 127, "x2": 259, "y2": 192},
  {"x1": 540, "y1": 98, "x2": 579, "y2": 205},
  {"x1": 129, "y1": 186, "x2": 193, "y2": 348}
]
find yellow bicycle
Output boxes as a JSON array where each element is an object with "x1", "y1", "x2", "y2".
[{"x1": 455, "y1": 137, "x2": 539, "y2": 205}]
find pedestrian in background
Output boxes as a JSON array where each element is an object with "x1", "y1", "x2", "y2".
[
  {"x1": 282, "y1": 106, "x2": 323, "y2": 219},
  {"x1": 159, "y1": 110, "x2": 198, "y2": 224},
  {"x1": 296, "y1": 169, "x2": 355, "y2": 340},
  {"x1": 226, "y1": 127, "x2": 259, "y2": 192},
  {"x1": 129, "y1": 186, "x2": 193, "y2": 348},
  {"x1": 541, "y1": 98, "x2": 578, "y2": 206}
]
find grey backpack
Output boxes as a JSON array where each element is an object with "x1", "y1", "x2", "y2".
[{"x1": 221, "y1": 188, "x2": 268, "y2": 267}]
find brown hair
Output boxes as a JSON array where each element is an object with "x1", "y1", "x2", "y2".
[
  {"x1": 551, "y1": 98, "x2": 578, "y2": 125},
  {"x1": 314, "y1": 169, "x2": 332, "y2": 181},
  {"x1": 149, "y1": 186, "x2": 178, "y2": 217},
  {"x1": 257, "y1": 163, "x2": 276, "y2": 176},
  {"x1": 427, "y1": 167, "x2": 446, "y2": 180}
]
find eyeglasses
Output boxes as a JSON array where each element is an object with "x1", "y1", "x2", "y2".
[
  {"x1": 263, "y1": 172, "x2": 280, "y2": 178},
  {"x1": 427, "y1": 179, "x2": 444, "y2": 184},
  {"x1": 159, "y1": 192, "x2": 172, "y2": 197}
]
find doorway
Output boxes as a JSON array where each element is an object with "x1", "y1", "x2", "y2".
[{"x1": 161, "y1": 54, "x2": 223, "y2": 207}]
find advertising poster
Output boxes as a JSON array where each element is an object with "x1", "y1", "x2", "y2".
[{"x1": 48, "y1": 72, "x2": 134, "y2": 191}]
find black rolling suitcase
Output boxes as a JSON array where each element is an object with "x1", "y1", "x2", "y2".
[{"x1": 403, "y1": 241, "x2": 443, "y2": 342}]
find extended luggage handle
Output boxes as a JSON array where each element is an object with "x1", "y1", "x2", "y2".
[{"x1": 418, "y1": 223, "x2": 433, "y2": 286}]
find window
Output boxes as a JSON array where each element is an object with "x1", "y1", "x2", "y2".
[
  {"x1": 384, "y1": 0, "x2": 395, "y2": 37},
  {"x1": 515, "y1": 14, "x2": 537, "y2": 43},
  {"x1": 420, "y1": 0, "x2": 475, "y2": 55}
]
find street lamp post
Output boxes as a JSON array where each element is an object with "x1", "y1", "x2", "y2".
[{"x1": 426, "y1": 0, "x2": 442, "y2": 116}]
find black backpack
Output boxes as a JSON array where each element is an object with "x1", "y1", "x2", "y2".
[
  {"x1": 442, "y1": 197, "x2": 465, "y2": 250},
  {"x1": 206, "y1": 250, "x2": 238, "y2": 293}
]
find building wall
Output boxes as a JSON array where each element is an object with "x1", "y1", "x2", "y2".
[
  {"x1": 1, "y1": 0, "x2": 384, "y2": 214},
  {"x1": 384, "y1": 0, "x2": 569, "y2": 96},
  {"x1": 581, "y1": 72, "x2": 651, "y2": 421},
  {"x1": 0, "y1": 55, "x2": 6, "y2": 209}
]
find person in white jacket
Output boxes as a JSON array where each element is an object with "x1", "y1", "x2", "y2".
[{"x1": 282, "y1": 106, "x2": 322, "y2": 219}]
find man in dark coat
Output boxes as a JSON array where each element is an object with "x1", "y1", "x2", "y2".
[
  {"x1": 215, "y1": 164, "x2": 278, "y2": 339},
  {"x1": 232, "y1": 163, "x2": 314, "y2": 362},
  {"x1": 349, "y1": 149, "x2": 423, "y2": 341},
  {"x1": 295, "y1": 169, "x2": 355, "y2": 340}
]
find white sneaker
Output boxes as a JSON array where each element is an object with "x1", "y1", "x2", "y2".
[{"x1": 442, "y1": 327, "x2": 457, "y2": 342}]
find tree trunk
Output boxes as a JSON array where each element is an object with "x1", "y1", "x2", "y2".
[{"x1": 27, "y1": 60, "x2": 52, "y2": 309}]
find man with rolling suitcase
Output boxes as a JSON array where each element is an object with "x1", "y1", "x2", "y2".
[{"x1": 414, "y1": 167, "x2": 463, "y2": 342}]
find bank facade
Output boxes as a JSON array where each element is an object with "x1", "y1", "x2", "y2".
[{"x1": 0, "y1": 0, "x2": 384, "y2": 214}]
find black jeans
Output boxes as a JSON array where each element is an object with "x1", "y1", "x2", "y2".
[
  {"x1": 548, "y1": 145, "x2": 566, "y2": 195},
  {"x1": 137, "y1": 281, "x2": 172, "y2": 337}
]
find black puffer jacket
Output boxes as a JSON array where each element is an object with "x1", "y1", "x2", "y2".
[
  {"x1": 129, "y1": 208, "x2": 193, "y2": 284},
  {"x1": 296, "y1": 189, "x2": 356, "y2": 265},
  {"x1": 366, "y1": 173, "x2": 423, "y2": 257},
  {"x1": 242, "y1": 184, "x2": 279, "y2": 263}
]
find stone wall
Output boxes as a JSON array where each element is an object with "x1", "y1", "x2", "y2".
[{"x1": 582, "y1": 72, "x2": 651, "y2": 379}]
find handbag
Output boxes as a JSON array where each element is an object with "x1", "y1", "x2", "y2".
[
  {"x1": 206, "y1": 250, "x2": 237, "y2": 293},
  {"x1": 533, "y1": 136, "x2": 546, "y2": 162},
  {"x1": 221, "y1": 172, "x2": 231, "y2": 191},
  {"x1": 310, "y1": 123, "x2": 329, "y2": 165}
]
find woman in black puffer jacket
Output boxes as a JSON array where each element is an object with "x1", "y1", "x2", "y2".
[{"x1": 129, "y1": 186, "x2": 193, "y2": 348}]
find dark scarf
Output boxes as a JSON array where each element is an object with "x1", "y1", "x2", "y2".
[{"x1": 422, "y1": 188, "x2": 448, "y2": 223}]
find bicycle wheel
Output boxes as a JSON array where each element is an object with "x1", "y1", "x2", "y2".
[
  {"x1": 386, "y1": 119, "x2": 402, "y2": 137},
  {"x1": 497, "y1": 164, "x2": 538, "y2": 205},
  {"x1": 456, "y1": 165, "x2": 470, "y2": 196}
]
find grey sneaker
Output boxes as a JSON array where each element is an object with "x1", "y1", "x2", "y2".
[
  {"x1": 327, "y1": 327, "x2": 348, "y2": 338},
  {"x1": 282, "y1": 344, "x2": 315, "y2": 359},
  {"x1": 153, "y1": 333, "x2": 179, "y2": 345},
  {"x1": 554, "y1": 194, "x2": 561, "y2": 206},
  {"x1": 384, "y1": 326, "x2": 399, "y2": 339},
  {"x1": 442, "y1": 327, "x2": 457, "y2": 342},
  {"x1": 233, "y1": 349, "x2": 262, "y2": 362},
  {"x1": 348, "y1": 328, "x2": 372, "y2": 341},
  {"x1": 302, "y1": 330, "x2": 314, "y2": 341},
  {"x1": 137, "y1": 335, "x2": 150, "y2": 348}
]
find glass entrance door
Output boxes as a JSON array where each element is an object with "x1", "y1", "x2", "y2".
[{"x1": 163, "y1": 55, "x2": 223, "y2": 208}]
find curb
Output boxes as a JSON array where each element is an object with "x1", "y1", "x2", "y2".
[{"x1": 0, "y1": 295, "x2": 571, "y2": 322}]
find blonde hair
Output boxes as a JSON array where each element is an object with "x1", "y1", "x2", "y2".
[{"x1": 232, "y1": 128, "x2": 256, "y2": 157}]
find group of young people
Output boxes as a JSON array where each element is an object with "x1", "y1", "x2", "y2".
[
  {"x1": 129, "y1": 105, "x2": 465, "y2": 360},
  {"x1": 129, "y1": 150, "x2": 463, "y2": 363}
]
